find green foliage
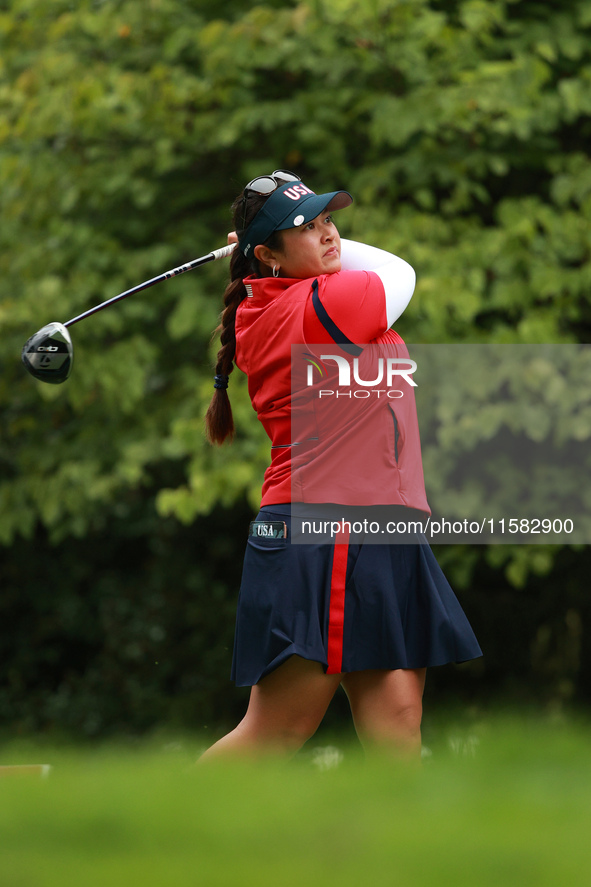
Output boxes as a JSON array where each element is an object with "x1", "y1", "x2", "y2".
[
  {"x1": 3, "y1": 0, "x2": 591, "y2": 544},
  {"x1": 0, "y1": 502, "x2": 252, "y2": 737},
  {"x1": 414, "y1": 344, "x2": 591, "y2": 544},
  {"x1": 1, "y1": 0, "x2": 591, "y2": 734}
]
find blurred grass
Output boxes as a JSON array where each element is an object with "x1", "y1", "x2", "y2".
[{"x1": 1, "y1": 715, "x2": 590, "y2": 887}]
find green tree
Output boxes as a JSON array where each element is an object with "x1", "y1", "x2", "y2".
[{"x1": 2, "y1": 0, "x2": 590, "y2": 734}]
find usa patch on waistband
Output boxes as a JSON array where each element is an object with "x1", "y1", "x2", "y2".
[{"x1": 249, "y1": 520, "x2": 288, "y2": 540}]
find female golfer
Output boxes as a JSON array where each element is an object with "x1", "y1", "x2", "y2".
[{"x1": 202, "y1": 170, "x2": 481, "y2": 760}]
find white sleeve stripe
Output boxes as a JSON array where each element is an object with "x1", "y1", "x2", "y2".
[
  {"x1": 339, "y1": 238, "x2": 395, "y2": 271},
  {"x1": 339, "y1": 239, "x2": 416, "y2": 329},
  {"x1": 374, "y1": 260, "x2": 416, "y2": 328}
]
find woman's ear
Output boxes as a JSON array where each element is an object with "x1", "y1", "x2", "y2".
[{"x1": 253, "y1": 244, "x2": 276, "y2": 272}]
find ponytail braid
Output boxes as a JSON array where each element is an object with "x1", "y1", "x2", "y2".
[
  {"x1": 205, "y1": 247, "x2": 251, "y2": 444},
  {"x1": 205, "y1": 190, "x2": 283, "y2": 445}
]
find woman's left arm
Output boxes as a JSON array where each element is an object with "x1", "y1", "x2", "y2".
[{"x1": 340, "y1": 239, "x2": 416, "y2": 327}]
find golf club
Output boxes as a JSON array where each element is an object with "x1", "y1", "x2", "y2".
[{"x1": 21, "y1": 242, "x2": 236, "y2": 384}]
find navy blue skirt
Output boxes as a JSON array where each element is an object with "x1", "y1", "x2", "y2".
[{"x1": 231, "y1": 505, "x2": 482, "y2": 687}]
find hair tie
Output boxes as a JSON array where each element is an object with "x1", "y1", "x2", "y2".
[{"x1": 214, "y1": 373, "x2": 229, "y2": 390}]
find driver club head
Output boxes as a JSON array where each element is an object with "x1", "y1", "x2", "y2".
[{"x1": 21, "y1": 322, "x2": 73, "y2": 384}]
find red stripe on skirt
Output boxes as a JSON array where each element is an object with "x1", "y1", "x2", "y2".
[{"x1": 326, "y1": 528, "x2": 350, "y2": 674}]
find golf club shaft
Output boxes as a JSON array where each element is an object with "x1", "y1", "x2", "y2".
[{"x1": 64, "y1": 243, "x2": 236, "y2": 328}]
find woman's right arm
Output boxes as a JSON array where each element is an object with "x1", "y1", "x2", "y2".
[{"x1": 339, "y1": 239, "x2": 416, "y2": 328}]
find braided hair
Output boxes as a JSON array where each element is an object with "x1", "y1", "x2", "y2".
[{"x1": 205, "y1": 190, "x2": 283, "y2": 444}]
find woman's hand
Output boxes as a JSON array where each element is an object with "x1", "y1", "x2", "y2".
[{"x1": 227, "y1": 231, "x2": 238, "y2": 246}]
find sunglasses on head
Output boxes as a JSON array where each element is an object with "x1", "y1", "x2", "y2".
[{"x1": 243, "y1": 169, "x2": 301, "y2": 197}]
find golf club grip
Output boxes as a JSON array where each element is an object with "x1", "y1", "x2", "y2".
[
  {"x1": 210, "y1": 243, "x2": 237, "y2": 261},
  {"x1": 167, "y1": 242, "x2": 236, "y2": 277},
  {"x1": 64, "y1": 243, "x2": 237, "y2": 328}
]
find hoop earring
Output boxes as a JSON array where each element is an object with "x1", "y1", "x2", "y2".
[{"x1": 273, "y1": 265, "x2": 280, "y2": 278}]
